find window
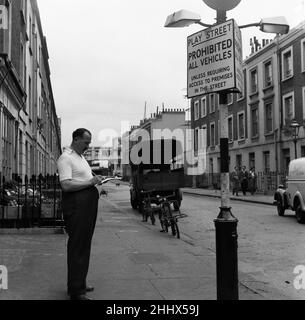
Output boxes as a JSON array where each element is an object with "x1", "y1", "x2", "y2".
[
  {"x1": 237, "y1": 112, "x2": 245, "y2": 140},
  {"x1": 282, "y1": 47, "x2": 293, "y2": 80},
  {"x1": 210, "y1": 122, "x2": 215, "y2": 147},
  {"x1": 201, "y1": 97, "x2": 207, "y2": 118},
  {"x1": 283, "y1": 92, "x2": 294, "y2": 125},
  {"x1": 29, "y1": 16, "x2": 32, "y2": 53},
  {"x1": 265, "y1": 102, "x2": 273, "y2": 134},
  {"x1": 217, "y1": 120, "x2": 221, "y2": 145},
  {"x1": 228, "y1": 116, "x2": 233, "y2": 142},
  {"x1": 20, "y1": 41, "x2": 25, "y2": 85},
  {"x1": 227, "y1": 93, "x2": 233, "y2": 105},
  {"x1": 210, "y1": 94, "x2": 217, "y2": 113},
  {"x1": 250, "y1": 68, "x2": 258, "y2": 94},
  {"x1": 251, "y1": 107, "x2": 259, "y2": 138},
  {"x1": 301, "y1": 38, "x2": 305, "y2": 72},
  {"x1": 263, "y1": 151, "x2": 270, "y2": 173},
  {"x1": 1, "y1": 113, "x2": 14, "y2": 179},
  {"x1": 194, "y1": 100, "x2": 200, "y2": 120},
  {"x1": 237, "y1": 70, "x2": 245, "y2": 101},
  {"x1": 237, "y1": 90, "x2": 244, "y2": 101},
  {"x1": 19, "y1": 130, "x2": 23, "y2": 176},
  {"x1": 249, "y1": 153, "x2": 255, "y2": 170},
  {"x1": 28, "y1": 76, "x2": 32, "y2": 115},
  {"x1": 303, "y1": 87, "x2": 305, "y2": 121},
  {"x1": 194, "y1": 127, "x2": 199, "y2": 151},
  {"x1": 264, "y1": 60, "x2": 273, "y2": 87},
  {"x1": 21, "y1": 0, "x2": 27, "y2": 24},
  {"x1": 200, "y1": 125, "x2": 207, "y2": 151},
  {"x1": 236, "y1": 154, "x2": 242, "y2": 169}
]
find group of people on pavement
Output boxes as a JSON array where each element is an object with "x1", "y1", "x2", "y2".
[{"x1": 230, "y1": 166, "x2": 257, "y2": 196}]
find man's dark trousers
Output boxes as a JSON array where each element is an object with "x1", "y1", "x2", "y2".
[{"x1": 62, "y1": 187, "x2": 99, "y2": 296}]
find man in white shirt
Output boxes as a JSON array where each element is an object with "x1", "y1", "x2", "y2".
[{"x1": 57, "y1": 128, "x2": 103, "y2": 300}]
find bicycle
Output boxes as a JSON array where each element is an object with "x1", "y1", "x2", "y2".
[
  {"x1": 156, "y1": 195, "x2": 187, "y2": 239},
  {"x1": 140, "y1": 190, "x2": 157, "y2": 225}
]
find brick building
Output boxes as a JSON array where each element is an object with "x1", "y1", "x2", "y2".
[
  {"x1": 190, "y1": 21, "x2": 305, "y2": 179},
  {"x1": 0, "y1": 0, "x2": 61, "y2": 182}
]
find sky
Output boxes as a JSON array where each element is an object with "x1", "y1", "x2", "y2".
[{"x1": 37, "y1": 0, "x2": 305, "y2": 148}]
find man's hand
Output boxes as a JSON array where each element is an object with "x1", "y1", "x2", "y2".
[{"x1": 91, "y1": 175, "x2": 103, "y2": 186}]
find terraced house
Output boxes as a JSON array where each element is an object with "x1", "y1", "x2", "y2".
[
  {"x1": 0, "y1": 0, "x2": 61, "y2": 182},
  {"x1": 191, "y1": 21, "x2": 305, "y2": 189}
]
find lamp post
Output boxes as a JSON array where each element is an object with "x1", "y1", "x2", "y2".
[
  {"x1": 290, "y1": 120, "x2": 300, "y2": 159},
  {"x1": 165, "y1": 0, "x2": 289, "y2": 300}
]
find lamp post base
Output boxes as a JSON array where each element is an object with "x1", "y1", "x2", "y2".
[{"x1": 214, "y1": 207, "x2": 239, "y2": 300}]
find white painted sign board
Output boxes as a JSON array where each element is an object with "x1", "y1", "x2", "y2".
[{"x1": 187, "y1": 19, "x2": 243, "y2": 98}]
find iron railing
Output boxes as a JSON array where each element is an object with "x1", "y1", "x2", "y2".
[{"x1": 0, "y1": 174, "x2": 64, "y2": 229}]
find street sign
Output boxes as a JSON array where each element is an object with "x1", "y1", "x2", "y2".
[{"x1": 187, "y1": 19, "x2": 243, "y2": 98}]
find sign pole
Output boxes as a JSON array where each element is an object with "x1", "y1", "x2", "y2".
[{"x1": 214, "y1": 10, "x2": 239, "y2": 300}]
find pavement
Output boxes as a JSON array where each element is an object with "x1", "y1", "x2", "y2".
[
  {"x1": 182, "y1": 187, "x2": 275, "y2": 206},
  {"x1": 0, "y1": 184, "x2": 285, "y2": 301}
]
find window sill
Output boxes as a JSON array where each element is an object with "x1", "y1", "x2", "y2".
[
  {"x1": 238, "y1": 138, "x2": 246, "y2": 144},
  {"x1": 282, "y1": 75, "x2": 293, "y2": 82},
  {"x1": 264, "y1": 132, "x2": 274, "y2": 138},
  {"x1": 249, "y1": 92, "x2": 259, "y2": 99},
  {"x1": 263, "y1": 84, "x2": 274, "y2": 92},
  {"x1": 251, "y1": 136, "x2": 259, "y2": 143}
]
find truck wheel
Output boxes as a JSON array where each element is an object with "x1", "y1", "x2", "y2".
[
  {"x1": 296, "y1": 205, "x2": 305, "y2": 224},
  {"x1": 276, "y1": 201, "x2": 285, "y2": 216}
]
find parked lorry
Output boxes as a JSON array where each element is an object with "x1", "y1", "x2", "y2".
[{"x1": 129, "y1": 138, "x2": 185, "y2": 211}]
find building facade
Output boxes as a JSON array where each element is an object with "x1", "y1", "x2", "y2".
[
  {"x1": 191, "y1": 22, "x2": 305, "y2": 178},
  {"x1": 0, "y1": 0, "x2": 61, "y2": 182}
]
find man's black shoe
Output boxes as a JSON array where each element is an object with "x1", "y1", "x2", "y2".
[
  {"x1": 70, "y1": 294, "x2": 93, "y2": 300},
  {"x1": 86, "y1": 286, "x2": 94, "y2": 292}
]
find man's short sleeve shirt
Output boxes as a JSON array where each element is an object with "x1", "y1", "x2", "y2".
[{"x1": 57, "y1": 147, "x2": 93, "y2": 182}]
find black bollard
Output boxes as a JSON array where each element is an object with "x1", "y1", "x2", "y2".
[{"x1": 214, "y1": 208, "x2": 238, "y2": 300}]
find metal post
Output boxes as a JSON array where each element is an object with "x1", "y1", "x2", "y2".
[
  {"x1": 294, "y1": 137, "x2": 297, "y2": 159},
  {"x1": 214, "y1": 92, "x2": 239, "y2": 300},
  {"x1": 212, "y1": 9, "x2": 238, "y2": 301}
]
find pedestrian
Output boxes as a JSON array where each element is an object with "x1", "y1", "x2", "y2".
[
  {"x1": 230, "y1": 166, "x2": 240, "y2": 196},
  {"x1": 248, "y1": 167, "x2": 257, "y2": 195},
  {"x1": 240, "y1": 166, "x2": 249, "y2": 195},
  {"x1": 57, "y1": 128, "x2": 103, "y2": 300}
]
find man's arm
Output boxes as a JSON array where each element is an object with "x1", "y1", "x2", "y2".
[{"x1": 60, "y1": 176, "x2": 102, "y2": 193}]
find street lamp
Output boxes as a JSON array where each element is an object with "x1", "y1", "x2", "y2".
[
  {"x1": 165, "y1": 0, "x2": 289, "y2": 301},
  {"x1": 290, "y1": 119, "x2": 301, "y2": 159}
]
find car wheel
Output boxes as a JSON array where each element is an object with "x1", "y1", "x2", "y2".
[
  {"x1": 296, "y1": 205, "x2": 305, "y2": 224},
  {"x1": 276, "y1": 201, "x2": 285, "y2": 216}
]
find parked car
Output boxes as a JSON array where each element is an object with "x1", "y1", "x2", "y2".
[{"x1": 274, "y1": 158, "x2": 305, "y2": 224}]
